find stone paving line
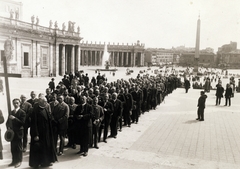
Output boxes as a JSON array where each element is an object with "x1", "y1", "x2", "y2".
[{"x1": 1, "y1": 77, "x2": 240, "y2": 168}]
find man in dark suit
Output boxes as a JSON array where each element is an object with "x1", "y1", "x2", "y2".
[
  {"x1": 109, "y1": 93, "x2": 122, "y2": 138},
  {"x1": 20, "y1": 94, "x2": 32, "y2": 152},
  {"x1": 27, "y1": 91, "x2": 37, "y2": 107},
  {"x1": 74, "y1": 85, "x2": 83, "y2": 105},
  {"x1": 74, "y1": 96, "x2": 93, "y2": 156},
  {"x1": 91, "y1": 97, "x2": 104, "y2": 149},
  {"x1": 117, "y1": 88, "x2": 126, "y2": 131},
  {"x1": 123, "y1": 87, "x2": 133, "y2": 127},
  {"x1": 6, "y1": 98, "x2": 26, "y2": 168},
  {"x1": 45, "y1": 88, "x2": 52, "y2": 103},
  {"x1": 225, "y1": 83, "x2": 233, "y2": 106},
  {"x1": 150, "y1": 83, "x2": 158, "y2": 110},
  {"x1": 51, "y1": 95, "x2": 69, "y2": 156},
  {"x1": 131, "y1": 84, "x2": 143, "y2": 123},
  {"x1": 196, "y1": 91, "x2": 207, "y2": 121},
  {"x1": 215, "y1": 83, "x2": 224, "y2": 105},
  {"x1": 65, "y1": 97, "x2": 78, "y2": 149},
  {"x1": 184, "y1": 78, "x2": 191, "y2": 93},
  {"x1": 99, "y1": 93, "x2": 113, "y2": 143}
]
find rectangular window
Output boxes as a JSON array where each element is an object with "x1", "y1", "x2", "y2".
[
  {"x1": 23, "y1": 52, "x2": 29, "y2": 66},
  {"x1": 42, "y1": 54, "x2": 47, "y2": 67},
  {"x1": 41, "y1": 47, "x2": 48, "y2": 68}
]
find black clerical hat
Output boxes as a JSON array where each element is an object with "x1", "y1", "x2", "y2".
[{"x1": 4, "y1": 129, "x2": 14, "y2": 142}]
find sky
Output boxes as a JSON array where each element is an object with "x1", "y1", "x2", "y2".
[{"x1": 20, "y1": 0, "x2": 240, "y2": 53}]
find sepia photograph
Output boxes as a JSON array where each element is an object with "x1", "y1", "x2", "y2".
[{"x1": 0, "y1": 0, "x2": 240, "y2": 168}]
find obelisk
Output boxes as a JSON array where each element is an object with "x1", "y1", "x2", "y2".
[{"x1": 193, "y1": 15, "x2": 200, "y2": 75}]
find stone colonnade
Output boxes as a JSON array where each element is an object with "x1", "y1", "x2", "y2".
[
  {"x1": 80, "y1": 50, "x2": 103, "y2": 66},
  {"x1": 54, "y1": 44, "x2": 145, "y2": 76},
  {"x1": 109, "y1": 51, "x2": 144, "y2": 67},
  {"x1": 58, "y1": 44, "x2": 80, "y2": 75},
  {"x1": 80, "y1": 49, "x2": 144, "y2": 67}
]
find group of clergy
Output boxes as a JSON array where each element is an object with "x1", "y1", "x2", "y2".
[{"x1": 5, "y1": 70, "x2": 181, "y2": 168}]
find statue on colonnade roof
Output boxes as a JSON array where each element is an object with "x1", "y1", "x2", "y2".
[
  {"x1": 49, "y1": 20, "x2": 53, "y2": 28},
  {"x1": 31, "y1": 15, "x2": 35, "y2": 24},
  {"x1": 10, "y1": 9, "x2": 14, "y2": 19}
]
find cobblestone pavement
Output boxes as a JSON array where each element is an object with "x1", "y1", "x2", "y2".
[{"x1": 0, "y1": 71, "x2": 240, "y2": 169}]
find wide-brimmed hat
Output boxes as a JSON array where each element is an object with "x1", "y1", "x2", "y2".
[{"x1": 4, "y1": 129, "x2": 14, "y2": 142}]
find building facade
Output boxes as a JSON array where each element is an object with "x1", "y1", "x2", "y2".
[
  {"x1": 0, "y1": 15, "x2": 82, "y2": 77},
  {"x1": 0, "y1": 0, "x2": 144, "y2": 77},
  {"x1": 80, "y1": 41, "x2": 145, "y2": 67},
  {"x1": 216, "y1": 42, "x2": 240, "y2": 68},
  {"x1": 144, "y1": 48, "x2": 179, "y2": 66},
  {"x1": 179, "y1": 51, "x2": 215, "y2": 67}
]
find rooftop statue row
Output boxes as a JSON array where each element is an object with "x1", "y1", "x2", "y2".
[
  {"x1": 10, "y1": 9, "x2": 19, "y2": 20},
  {"x1": 9, "y1": 13, "x2": 80, "y2": 34},
  {"x1": 80, "y1": 41, "x2": 145, "y2": 47},
  {"x1": 31, "y1": 15, "x2": 39, "y2": 25},
  {"x1": 49, "y1": 20, "x2": 80, "y2": 33}
]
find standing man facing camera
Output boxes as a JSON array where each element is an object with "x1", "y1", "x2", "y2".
[
  {"x1": 6, "y1": 98, "x2": 26, "y2": 168},
  {"x1": 196, "y1": 91, "x2": 207, "y2": 121}
]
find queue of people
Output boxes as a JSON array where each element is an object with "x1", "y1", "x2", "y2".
[{"x1": 3, "y1": 71, "x2": 180, "y2": 168}]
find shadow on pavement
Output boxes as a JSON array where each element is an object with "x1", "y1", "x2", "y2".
[{"x1": 184, "y1": 120, "x2": 199, "y2": 124}]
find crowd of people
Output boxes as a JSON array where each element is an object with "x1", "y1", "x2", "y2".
[
  {"x1": 184, "y1": 74, "x2": 236, "y2": 107},
  {"x1": 2, "y1": 66, "x2": 238, "y2": 168},
  {"x1": 3, "y1": 70, "x2": 181, "y2": 168}
]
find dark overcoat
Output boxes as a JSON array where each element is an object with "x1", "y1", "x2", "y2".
[
  {"x1": 29, "y1": 104, "x2": 57, "y2": 167},
  {"x1": 74, "y1": 103, "x2": 93, "y2": 145}
]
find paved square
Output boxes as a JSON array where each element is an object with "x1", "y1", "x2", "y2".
[{"x1": 0, "y1": 67, "x2": 240, "y2": 169}]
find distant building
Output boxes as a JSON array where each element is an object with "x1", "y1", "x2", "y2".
[
  {"x1": 216, "y1": 41, "x2": 240, "y2": 68},
  {"x1": 179, "y1": 49, "x2": 215, "y2": 67},
  {"x1": 144, "y1": 48, "x2": 178, "y2": 66}
]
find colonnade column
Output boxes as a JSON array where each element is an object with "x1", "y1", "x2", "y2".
[
  {"x1": 71, "y1": 45, "x2": 75, "y2": 73},
  {"x1": 88, "y1": 51, "x2": 91, "y2": 65},
  {"x1": 126, "y1": 52, "x2": 128, "y2": 66},
  {"x1": 53, "y1": 44, "x2": 59, "y2": 76},
  {"x1": 140, "y1": 52, "x2": 142, "y2": 66},
  {"x1": 95, "y1": 51, "x2": 97, "y2": 65},
  {"x1": 141, "y1": 52, "x2": 144, "y2": 66},
  {"x1": 84, "y1": 50, "x2": 88, "y2": 66},
  {"x1": 95, "y1": 51, "x2": 98, "y2": 65},
  {"x1": 36, "y1": 42, "x2": 41, "y2": 77},
  {"x1": 111, "y1": 52, "x2": 113, "y2": 66},
  {"x1": 61, "y1": 44, "x2": 65, "y2": 75},
  {"x1": 77, "y1": 46, "x2": 80, "y2": 70},
  {"x1": 133, "y1": 52, "x2": 136, "y2": 67},
  {"x1": 83, "y1": 50, "x2": 86, "y2": 65},
  {"x1": 121, "y1": 52, "x2": 124, "y2": 66},
  {"x1": 100, "y1": 51, "x2": 103, "y2": 66},
  {"x1": 130, "y1": 52, "x2": 133, "y2": 67},
  {"x1": 116, "y1": 52, "x2": 119, "y2": 66},
  {"x1": 32, "y1": 41, "x2": 36, "y2": 77},
  {"x1": 93, "y1": 51, "x2": 95, "y2": 65},
  {"x1": 49, "y1": 43, "x2": 53, "y2": 76}
]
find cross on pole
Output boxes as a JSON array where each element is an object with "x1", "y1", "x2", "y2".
[
  {"x1": 0, "y1": 56, "x2": 21, "y2": 114},
  {"x1": 0, "y1": 38, "x2": 21, "y2": 114}
]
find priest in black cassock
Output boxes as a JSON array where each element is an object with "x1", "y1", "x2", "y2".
[{"x1": 29, "y1": 97, "x2": 57, "y2": 168}]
